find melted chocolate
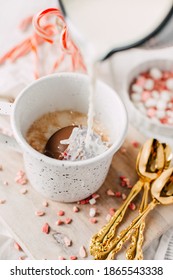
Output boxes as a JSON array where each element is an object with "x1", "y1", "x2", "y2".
[{"x1": 44, "y1": 125, "x2": 77, "y2": 160}]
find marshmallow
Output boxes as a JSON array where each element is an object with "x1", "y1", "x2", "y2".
[
  {"x1": 156, "y1": 100, "x2": 167, "y2": 110},
  {"x1": 156, "y1": 110, "x2": 166, "y2": 119},
  {"x1": 166, "y1": 78, "x2": 173, "y2": 91},
  {"x1": 145, "y1": 98, "x2": 157, "y2": 108},
  {"x1": 160, "y1": 90, "x2": 171, "y2": 102},
  {"x1": 149, "y1": 67, "x2": 162, "y2": 80},
  {"x1": 151, "y1": 90, "x2": 159, "y2": 99},
  {"x1": 131, "y1": 92, "x2": 141, "y2": 102},
  {"x1": 131, "y1": 84, "x2": 143, "y2": 93},
  {"x1": 144, "y1": 79, "x2": 154, "y2": 90}
]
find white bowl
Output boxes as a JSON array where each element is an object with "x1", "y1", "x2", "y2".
[{"x1": 121, "y1": 59, "x2": 173, "y2": 144}]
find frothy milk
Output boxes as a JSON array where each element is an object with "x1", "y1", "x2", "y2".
[{"x1": 26, "y1": 110, "x2": 109, "y2": 156}]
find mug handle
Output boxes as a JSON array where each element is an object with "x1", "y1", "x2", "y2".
[{"x1": 0, "y1": 102, "x2": 21, "y2": 152}]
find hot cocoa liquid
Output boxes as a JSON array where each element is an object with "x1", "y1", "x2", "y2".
[{"x1": 26, "y1": 110, "x2": 109, "y2": 154}]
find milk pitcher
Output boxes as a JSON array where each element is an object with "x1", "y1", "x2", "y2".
[{"x1": 59, "y1": 0, "x2": 173, "y2": 61}]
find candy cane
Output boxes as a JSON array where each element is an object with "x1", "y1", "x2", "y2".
[
  {"x1": 51, "y1": 52, "x2": 65, "y2": 73},
  {"x1": 33, "y1": 8, "x2": 86, "y2": 72},
  {"x1": 32, "y1": 8, "x2": 64, "y2": 44},
  {"x1": 0, "y1": 8, "x2": 86, "y2": 78}
]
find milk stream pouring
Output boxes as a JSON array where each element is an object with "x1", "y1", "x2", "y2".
[{"x1": 59, "y1": 0, "x2": 173, "y2": 61}]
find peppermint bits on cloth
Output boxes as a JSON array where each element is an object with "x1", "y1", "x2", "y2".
[{"x1": 130, "y1": 67, "x2": 173, "y2": 125}]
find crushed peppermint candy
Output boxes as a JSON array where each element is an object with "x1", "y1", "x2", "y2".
[
  {"x1": 109, "y1": 208, "x2": 116, "y2": 216},
  {"x1": 92, "y1": 193, "x2": 100, "y2": 199},
  {"x1": 58, "y1": 256, "x2": 66, "y2": 260},
  {"x1": 89, "y1": 198, "x2": 96, "y2": 205},
  {"x1": 57, "y1": 210, "x2": 65, "y2": 216},
  {"x1": 35, "y1": 211, "x2": 45, "y2": 217},
  {"x1": 106, "y1": 189, "x2": 115, "y2": 196},
  {"x1": 79, "y1": 246, "x2": 87, "y2": 258},
  {"x1": 65, "y1": 218, "x2": 72, "y2": 224},
  {"x1": 70, "y1": 255, "x2": 77, "y2": 260},
  {"x1": 15, "y1": 170, "x2": 28, "y2": 185},
  {"x1": 42, "y1": 223, "x2": 50, "y2": 234},
  {"x1": 77, "y1": 193, "x2": 99, "y2": 205},
  {"x1": 56, "y1": 219, "x2": 64, "y2": 226},
  {"x1": 130, "y1": 67, "x2": 173, "y2": 125},
  {"x1": 128, "y1": 202, "x2": 136, "y2": 211},
  {"x1": 121, "y1": 193, "x2": 127, "y2": 200},
  {"x1": 60, "y1": 127, "x2": 109, "y2": 161},
  {"x1": 89, "y1": 217, "x2": 97, "y2": 224},
  {"x1": 115, "y1": 191, "x2": 122, "y2": 198},
  {"x1": 42, "y1": 201, "x2": 49, "y2": 207},
  {"x1": 77, "y1": 199, "x2": 88, "y2": 205},
  {"x1": 120, "y1": 147, "x2": 127, "y2": 154},
  {"x1": 132, "y1": 141, "x2": 140, "y2": 148},
  {"x1": 63, "y1": 236, "x2": 72, "y2": 247},
  {"x1": 73, "y1": 206, "x2": 80, "y2": 212},
  {"x1": 89, "y1": 207, "x2": 97, "y2": 217},
  {"x1": 18, "y1": 256, "x2": 25, "y2": 260},
  {"x1": 106, "y1": 214, "x2": 112, "y2": 221},
  {"x1": 78, "y1": 195, "x2": 93, "y2": 205},
  {"x1": 120, "y1": 176, "x2": 131, "y2": 188}
]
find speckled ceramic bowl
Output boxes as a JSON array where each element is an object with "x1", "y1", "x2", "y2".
[{"x1": 0, "y1": 73, "x2": 127, "y2": 202}]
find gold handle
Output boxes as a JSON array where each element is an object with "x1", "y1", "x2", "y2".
[
  {"x1": 126, "y1": 182, "x2": 150, "y2": 260},
  {"x1": 90, "y1": 180, "x2": 144, "y2": 257},
  {"x1": 106, "y1": 199, "x2": 158, "y2": 260}
]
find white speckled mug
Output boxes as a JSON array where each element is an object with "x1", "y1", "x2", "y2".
[{"x1": 0, "y1": 73, "x2": 127, "y2": 202}]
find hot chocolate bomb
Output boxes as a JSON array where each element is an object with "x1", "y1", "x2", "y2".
[{"x1": 44, "y1": 125, "x2": 77, "y2": 160}]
